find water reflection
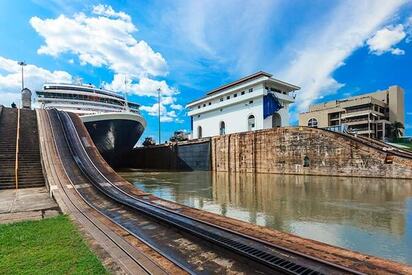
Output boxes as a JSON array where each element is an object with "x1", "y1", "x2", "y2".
[{"x1": 119, "y1": 170, "x2": 412, "y2": 265}]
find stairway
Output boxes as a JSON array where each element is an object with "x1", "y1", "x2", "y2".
[
  {"x1": 0, "y1": 107, "x2": 45, "y2": 189},
  {"x1": 0, "y1": 107, "x2": 18, "y2": 188},
  {"x1": 18, "y1": 109, "x2": 45, "y2": 188}
]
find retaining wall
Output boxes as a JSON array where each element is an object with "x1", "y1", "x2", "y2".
[
  {"x1": 123, "y1": 127, "x2": 412, "y2": 178},
  {"x1": 211, "y1": 127, "x2": 412, "y2": 179}
]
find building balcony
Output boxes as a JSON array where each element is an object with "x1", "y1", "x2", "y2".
[
  {"x1": 341, "y1": 110, "x2": 372, "y2": 119},
  {"x1": 273, "y1": 92, "x2": 295, "y2": 103},
  {"x1": 341, "y1": 109, "x2": 384, "y2": 119},
  {"x1": 357, "y1": 130, "x2": 374, "y2": 135}
]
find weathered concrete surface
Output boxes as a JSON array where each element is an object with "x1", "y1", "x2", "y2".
[
  {"x1": 125, "y1": 127, "x2": 412, "y2": 178},
  {"x1": 0, "y1": 187, "x2": 59, "y2": 224},
  {"x1": 212, "y1": 127, "x2": 412, "y2": 179}
]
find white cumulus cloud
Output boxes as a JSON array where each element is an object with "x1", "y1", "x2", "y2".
[
  {"x1": 108, "y1": 74, "x2": 178, "y2": 98},
  {"x1": 103, "y1": 73, "x2": 182, "y2": 122},
  {"x1": 140, "y1": 103, "x2": 179, "y2": 122},
  {"x1": 29, "y1": 6, "x2": 167, "y2": 79},
  {"x1": 92, "y1": 4, "x2": 131, "y2": 22},
  {"x1": 0, "y1": 56, "x2": 72, "y2": 106},
  {"x1": 366, "y1": 24, "x2": 406, "y2": 55},
  {"x1": 30, "y1": 5, "x2": 183, "y2": 123}
]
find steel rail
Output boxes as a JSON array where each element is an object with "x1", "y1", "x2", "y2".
[
  {"x1": 52, "y1": 109, "x2": 198, "y2": 275},
  {"x1": 46, "y1": 109, "x2": 169, "y2": 275},
  {"x1": 59, "y1": 110, "x2": 364, "y2": 275},
  {"x1": 14, "y1": 107, "x2": 20, "y2": 189},
  {"x1": 320, "y1": 128, "x2": 412, "y2": 159}
]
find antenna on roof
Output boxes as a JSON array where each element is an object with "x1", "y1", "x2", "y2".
[
  {"x1": 73, "y1": 76, "x2": 83, "y2": 85},
  {"x1": 124, "y1": 75, "x2": 130, "y2": 112}
]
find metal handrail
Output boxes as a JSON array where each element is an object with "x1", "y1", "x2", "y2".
[{"x1": 15, "y1": 107, "x2": 20, "y2": 189}]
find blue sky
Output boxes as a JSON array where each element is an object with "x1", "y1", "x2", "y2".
[{"x1": 0, "y1": 0, "x2": 411, "y2": 141}]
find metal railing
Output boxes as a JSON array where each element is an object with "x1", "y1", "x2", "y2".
[{"x1": 15, "y1": 107, "x2": 20, "y2": 189}]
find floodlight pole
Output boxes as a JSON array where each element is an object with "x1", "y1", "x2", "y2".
[
  {"x1": 124, "y1": 75, "x2": 129, "y2": 111},
  {"x1": 158, "y1": 88, "x2": 161, "y2": 144},
  {"x1": 18, "y1": 61, "x2": 27, "y2": 90}
]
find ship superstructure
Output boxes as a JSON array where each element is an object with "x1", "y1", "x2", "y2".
[
  {"x1": 36, "y1": 83, "x2": 140, "y2": 115},
  {"x1": 36, "y1": 83, "x2": 146, "y2": 166}
]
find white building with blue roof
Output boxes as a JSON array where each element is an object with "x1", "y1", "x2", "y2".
[{"x1": 186, "y1": 71, "x2": 300, "y2": 139}]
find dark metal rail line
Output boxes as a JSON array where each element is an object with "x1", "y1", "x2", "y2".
[
  {"x1": 56, "y1": 109, "x2": 363, "y2": 275},
  {"x1": 44, "y1": 110, "x2": 167, "y2": 275},
  {"x1": 320, "y1": 128, "x2": 412, "y2": 159}
]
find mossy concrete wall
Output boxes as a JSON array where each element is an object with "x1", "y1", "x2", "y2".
[{"x1": 211, "y1": 127, "x2": 412, "y2": 178}]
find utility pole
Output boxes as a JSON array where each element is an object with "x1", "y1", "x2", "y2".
[
  {"x1": 18, "y1": 61, "x2": 27, "y2": 90},
  {"x1": 124, "y1": 75, "x2": 129, "y2": 111},
  {"x1": 158, "y1": 88, "x2": 161, "y2": 144}
]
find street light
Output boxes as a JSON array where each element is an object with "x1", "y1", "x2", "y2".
[
  {"x1": 17, "y1": 61, "x2": 27, "y2": 90},
  {"x1": 157, "y1": 88, "x2": 161, "y2": 144}
]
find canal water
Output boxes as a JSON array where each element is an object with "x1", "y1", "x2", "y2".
[{"x1": 118, "y1": 170, "x2": 412, "y2": 265}]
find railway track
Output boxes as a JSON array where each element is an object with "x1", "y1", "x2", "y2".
[
  {"x1": 42, "y1": 109, "x2": 171, "y2": 275},
  {"x1": 47, "y1": 109, "x2": 275, "y2": 274},
  {"x1": 45, "y1": 108, "x2": 366, "y2": 275}
]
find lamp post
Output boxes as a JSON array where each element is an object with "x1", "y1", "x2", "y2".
[
  {"x1": 18, "y1": 61, "x2": 27, "y2": 90},
  {"x1": 157, "y1": 88, "x2": 161, "y2": 144},
  {"x1": 123, "y1": 75, "x2": 129, "y2": 111}
]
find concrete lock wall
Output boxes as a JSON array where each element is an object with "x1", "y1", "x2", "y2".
[
  {"x1": 124, "y1": 127, "x2": 412, "y2": 178},
  {"x1": 211, "y1": 127, "x2": 412, "y2": 179},
  {"x1": 124, "y1": 140, "x2": 211, "y2": 171}
]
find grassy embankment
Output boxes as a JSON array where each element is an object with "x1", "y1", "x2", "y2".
[
  {"x1": 396, "y1": 142, "x2": 412, "y2": 151},
  {"x1": 0, "y1": 215, "x2": 108, "y2": 274},
  {"x1": 391, "y1": 140, "x2": 412, "y2": 151}
]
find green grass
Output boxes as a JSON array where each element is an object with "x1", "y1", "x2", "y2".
[
  {"x1": 0, "y1": 215, "x2": 108, "y2": 275},
  {"x1": 391, "y1": 142, "x2": 412, "y2": 151}
]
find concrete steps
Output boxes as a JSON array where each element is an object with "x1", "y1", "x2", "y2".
[
  {"x1": 0, "y1": 107, "x2": 45, "y2": 189},
  {"x1": 17, "y1": 109, "x2": 45, "y2": 188},
  {"x1": 0, "y1": 107, "x2": 17, "y2": 188}
]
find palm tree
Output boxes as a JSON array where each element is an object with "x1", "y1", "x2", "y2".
[{"x1": 390, "y1": 121, "x2": 404, "y2": 140}]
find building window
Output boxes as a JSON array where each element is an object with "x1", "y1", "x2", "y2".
[
  {"x1": 248, "y1": 115, "x2": 255, "y2": 131},
  {"x1": 249, "y1": 88, "x2": 253, "y2": 93},
  {"x1": 203, "y1": 103, "x2": 206, "y2": 107},
  {"x1": 219, "y1": 121, "x2": 225, "y2": 135},
  {"x1": 197, "y1": 115, "x2": 200, "y2": 118},
  {"x1": 234, "y1": 93, "x2": 237, "y2": 97},
  {"x1": 198, "y1": 126, "x2": 202, "y2": 138},
  {"x1": 241, "y1": 91, "x2": 245, "y2": 95},
  {"x1": 272, "y1": 113, "x2": 281, "y2": 128},
  {"x1": 308, "y1": 118, "x2": 318, "y2": 128},
  {"x1": 226, "y1": 95, "x2": 230, "y2": 100},
  {"x1": 198, "y1": 105, "x2": 200, "y2": 109},
  {"x1": 220, "y1": 98, "x2": 224, "y2": 102},
  {"x1": 249, "y1": 100, "x2": 253, "y2": 104},
  {"x1": 208, "y1": 102, "x2": 211, "y2": 105},
  {"x1": 220, "y1": 108, "x2": 223, "y2": 112}
]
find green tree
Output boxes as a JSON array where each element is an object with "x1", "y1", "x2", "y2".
[
  {"x1": 390, "y1": 121, "x2": 404, "y2": 140},
  {"x1": 142, "y1": 137, "x2": 156, "y2": 147}
]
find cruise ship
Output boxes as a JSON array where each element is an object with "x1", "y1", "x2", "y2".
[{"x1": 36, "y1": 83, "x2": 146, "y2": 166}]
